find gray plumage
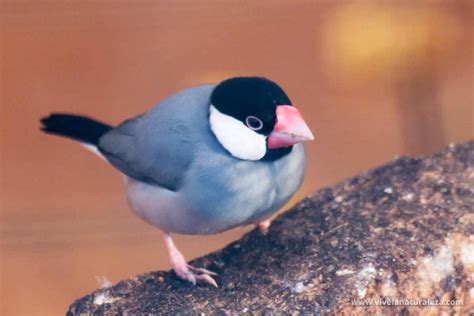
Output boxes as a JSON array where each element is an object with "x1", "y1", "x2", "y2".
[{"x1": 98, "y1": 84, "x2": 306, "y2": 235}]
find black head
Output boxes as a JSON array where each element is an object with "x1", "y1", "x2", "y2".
[{"x1": 210, "y1": 77, "x2": 292, "y2": 136}]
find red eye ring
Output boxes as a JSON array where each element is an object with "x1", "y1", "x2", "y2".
[{"x1": 245, "y1": 116, "x2": 263, "y2": 131}]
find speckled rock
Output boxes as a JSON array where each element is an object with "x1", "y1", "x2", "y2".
[{"x1": 68, "y1": 141, "x2": 474, "y2": 315}]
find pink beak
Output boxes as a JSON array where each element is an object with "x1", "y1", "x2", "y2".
[{"x1": 267, "y1": 105, "x2": 314, "y2": 149}]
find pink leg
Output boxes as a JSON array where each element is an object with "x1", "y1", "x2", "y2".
[
  {"x1": 256, "y1": 219, "x2": 272, "y2": 235},
  {"x1": 163, "y1": 233, "x2": 218, "y2": 287}
]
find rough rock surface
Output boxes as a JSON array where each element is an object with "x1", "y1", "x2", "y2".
[{"x1": 68, "y1": 141, "x2": 474, "y2": 315}]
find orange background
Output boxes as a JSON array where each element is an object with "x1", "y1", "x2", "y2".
[{"x1": 1, "y1": 1, "x2": 472, "y2": 315}]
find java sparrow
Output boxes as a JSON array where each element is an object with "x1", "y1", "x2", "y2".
[{"x1": 40, "y1": 77, "x2": 314, "y2": 287}]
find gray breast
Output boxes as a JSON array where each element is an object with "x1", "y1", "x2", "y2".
[{"x1": 180, "y1": 143, "x2": 306, "y2": 233}]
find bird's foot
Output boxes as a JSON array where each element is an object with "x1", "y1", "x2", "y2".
[
  {"x1": 163, "y1": 232, "x2": 218, "y2": 287},
  {"x1": 173, "y1": 264, "x2": 218, "y2": 287},
  {"x1": 257, "y1": 219, "x2": 271, "y2": 235}
]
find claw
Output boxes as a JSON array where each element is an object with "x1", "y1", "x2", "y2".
[
  {"x1": 174, "y1": 265, "x2": 218, "y2": 287},
  {"x1": 196, "y1": 273, "x2": 218, "y2": 288},
  {"x1": 188, "y1": 265, "x2": 218, "y2": 276}
]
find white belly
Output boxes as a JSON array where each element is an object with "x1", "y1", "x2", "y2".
[
  {"x1": 125, "y1": 178, "x2": 238, "y2": 235},
  {"x1": 126, "y1": 178, "x2": 190, "y2": 233}
]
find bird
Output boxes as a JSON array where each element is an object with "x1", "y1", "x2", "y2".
[{"x1": 40, "y1": 76, "x2": 314, "y2": 287}]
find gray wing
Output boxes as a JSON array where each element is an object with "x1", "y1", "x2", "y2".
[{"x1": 98, "y1": 84, "x2": 216, "y2": 191}]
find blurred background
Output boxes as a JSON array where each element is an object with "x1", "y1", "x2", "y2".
[{"x1": 1, "y1": 1, "x2": 472, "y2": 314}]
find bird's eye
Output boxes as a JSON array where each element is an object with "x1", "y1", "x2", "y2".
[{"x1": 245, "y1": 116, "x2": 263, "y2": 131}]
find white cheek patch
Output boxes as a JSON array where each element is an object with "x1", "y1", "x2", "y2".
[{"x1": 209, "y1": 105, "x2": 267, "y2": 161}]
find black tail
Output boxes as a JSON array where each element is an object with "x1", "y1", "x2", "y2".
[{"x1": 40, "y1": 113, "x2": 112, "y2": 145}]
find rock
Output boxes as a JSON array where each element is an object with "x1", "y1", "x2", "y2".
[{"x1": 68, "y1": 141, "x2": 474, "y2": 315}]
